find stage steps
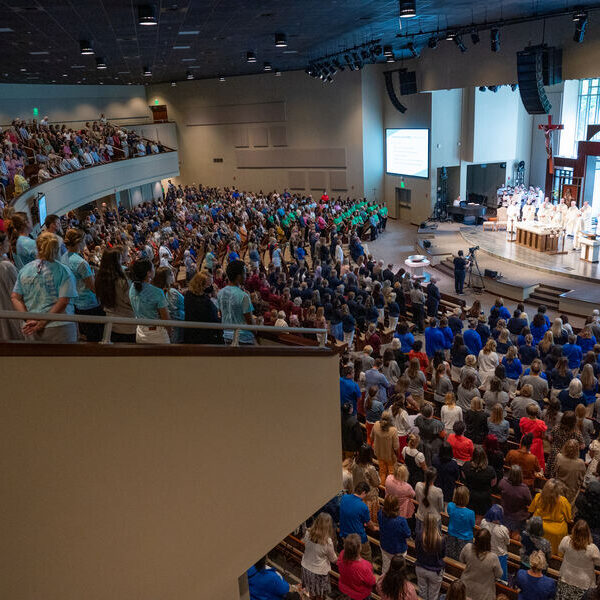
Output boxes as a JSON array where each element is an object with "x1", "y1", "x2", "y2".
[{"x1": 526, "y1": 283, "x2": 570, "y2": 311}]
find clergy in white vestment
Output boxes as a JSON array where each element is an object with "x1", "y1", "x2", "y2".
[
  {"x1": 537, "y1": 199, "x2": 552, "y2": 223},
  {"x1": 506, "y1": 200, "x2": 520, "y2": 241},
  {"x1": 522, "y1": 200, "x2": 536, "y2": 222},
  {"x1": 565, "y1": 201, "x2": 580, "y2": 236},
  {"x1": 558, "y1": 198, "x2": 568, "y2": 218},
  {"x1": 581, "y1": 201, "x2": 593, "y2": 231},
  {"x1": 573, "y1": 211, "x2": 585, "y2": 249}
]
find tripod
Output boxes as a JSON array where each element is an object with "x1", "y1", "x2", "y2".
[{"x1": 467, "y1": 251, "x2": 485, "y2": 293}]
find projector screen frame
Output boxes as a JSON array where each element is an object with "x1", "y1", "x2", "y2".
[{"x1": 385, "y1": 127, "x2": 431, "y2": 179}]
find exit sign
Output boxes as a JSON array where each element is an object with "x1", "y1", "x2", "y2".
[
  {"x1": 33, "y1": 107, "x2": 39, "y2": 116},
  {"x1": 154, "y1": 99, "x2": 159, "y2": 105}
]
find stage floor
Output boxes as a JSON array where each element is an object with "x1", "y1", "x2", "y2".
[{"x1": 460, "y1": 226, "x2": 600, "y2": 283}]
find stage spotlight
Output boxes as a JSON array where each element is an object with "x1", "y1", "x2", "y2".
[
  {"x1": 488, "y1": 85, "x2": 498, "y2": 92},
  {"x1": 79, "y1": 40, "x2": 94, "y2": 55},
  {"x1": 573, "y1": 11, "x2": 587, "y2": 43},
  {"x1": 478, "y1": 86, "x2": 486, "y2": 92},
  {"x1": 399, "y1": 0, "x2": 416, "y2": 18},
  {"x1": 383, "y1": 45, "x2": 394, "y2": 56},
  {"x1": 454, "y1": 35, "x2": 467, "y2": 52},
  {"x1": 470, "y1": 30, "x2": 480, "y2": 44},
  {"x1": 386, "y1": 53, "x2": 395, "y2": 63},
  {"x1": 490, "y1": 28, "x2": 500, "y2": 52},
  {"x1": 246, "y1": 51, "x2": 257, "y2": 63},
  {"x1": 263, "y1": 62, "x2": 272, "y2": 71},
  {"x1": 511, "y1": 83, "x2": 518, "y2": 91},
  {"x1": 138, "y1": 4, "x2": 157, "y2": 26},
  {"x1": 428, "y1": 36, "x2": 438, "y2": 49},
  {"x1": 407, "y1": 42, "x2": 418, "y2": 57},
  {"x1": 334, "y1": 59, "x2": 345, "y2": 71},
  {"x1": 445, "y1": 31, "x2": 456, "y2": 41},
  {"x1": 96, "y1": 57, "x2": 107, "y2": 69},
  {"x1": 274, "y1": 33, "x2": 287, "y2": 47},
  {"x1": 186, "y1": 71, "x2": 194, "y2": 80}
]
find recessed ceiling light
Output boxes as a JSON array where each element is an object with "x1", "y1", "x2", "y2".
[
  {"x1": 71, "y1": 65, "x2": 86, "y2": 69},
  {"x1": 96, "y1": 57, "x2": 107, "y2": 69},
  {"x1": 138, "y1": 4, "x2": 157, "y2": 26},
  {"x1": 263, "y1": 62, "x2": 272, "y2": 71},
  {"x1": 186, "y1": 71, "x2": 194, "y2": 80},
  {"x1": 178, "y1": 30, "x2": 199, "y2": 35},
  {"x1": 143, "y1": 66, "x2": 152, "y2": 76},
  {"x1": 181, "y1": 58, "x2": 196, "y2": 62},
  {"x1": 283, "y1": 50, "x2": 298, "y2": 54},
  {"x1": 219, "y1": 76, "x2": 225, "y2": 82},
  {"x1": 29, "y1": 51, "x2": 49, "y2": 55},
  {"x1": 173, "y1": 45, "x2": 190, "y2": 50},
  {"x1": 275, "y1": 71, "x2": 282, "y2": 76},
  {"x1": 247, "y1": 51, "x2": 257, "y2": 63},
  {"x1": 62, "y1": 74, "x2": 68, "y2": 77},
  {"x1": 171, "y1": 81, "x2": 177, "y2": 86},
  {"x1": 275, "y1": 33, "x2": 287, "y2": 47},
  {"x1": 79, "y1": 40, "x2": 94, "y2": 55},
  {"x1": 19, "y1": 68, "x2": 26, "y2": 72},
  {"x1": 117, "y1": 71, "x2": 130, "y2": 74},
  {"x1": 188, "y1": 65, "x2": 201, "y2": 69}
]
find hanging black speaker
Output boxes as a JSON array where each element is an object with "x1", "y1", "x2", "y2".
[
  {"x1": 516, "y1": 47, "x2": 552, "y2": 115},
  {"x1": 384, "y1": 71, "x2": 407, "y2": 113},
  {"x1": 399, "y1": 70, "x2": 418, "y2": 95}
]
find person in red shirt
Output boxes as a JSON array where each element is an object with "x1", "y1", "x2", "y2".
[
  {"x1": 447, "y1": 421, "x2": 474, "y2": 465},
  {"x1": 337, "y1": 533, "x2": 376, "y2": 600},
  {"x1": 408, "y1": 340, "x2": 429, "y2": 374},
  {"x1": 321, "y1": 191, "x2": 329, "y2": 203}
]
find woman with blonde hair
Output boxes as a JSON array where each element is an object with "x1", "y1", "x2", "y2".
[
  {"x1": 496, "y1": 328, "x2": 513, "y2": 356},
  {"x1": 370, "y1": 410, "x2": 399, "y2": 483},
  {"x1": 515, "y1": 550, "x2": 556, "y2": 600},
  {"x1": 301, "y1": 512, "x2": 337, "y2": 600},
  {"x1": 385, "y1": 463, "x2": 416, "y2": 520},
  {"x1": 539, "y1": 330, "x2": 555, "y2": 358},
  {"x1": 551, "y1": 317, "x2": 569, "y2": 346},
  {"x1": 465, "y1": 396, "x2": 488, "y2": 444},
  {"x1": 557, "y1": 520, "x2": 600, "y2": 600},
  {"x1": 403, "y1": 433, "x2": 427, "y2": 488},
  {"x1": 11, "y1": 232, "x2": 77, "y2": 342},
  {"x1": 415, "y1": 513, "x2": 446, "y2": 600},
  {"x1": 529, "y1": 478, "x2": 572, "y2": 555},
  {"x1": 441, "y1": 392, "x2": 463, "y2": 436},
  {"x1": 404, "y1": 356, "x2": 426, "y2": 405},
  {"x1": 478, "y1": 339, "x2": 499, "y2": 388},
  {"x1": 579, "y1": 363, "x2": 598, "y2": 414}
]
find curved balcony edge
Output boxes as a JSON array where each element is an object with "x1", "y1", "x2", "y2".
[{"x1": 12, "y1": 150, "x2": 180, "y2": 218}]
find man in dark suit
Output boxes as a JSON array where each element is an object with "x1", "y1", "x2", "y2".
[
  {"x1": 453, "y1": 250, "x2": 467, "y2": 295},
  {"x1": 426, "y1": 278, "x2": 441, "y2": 317}
]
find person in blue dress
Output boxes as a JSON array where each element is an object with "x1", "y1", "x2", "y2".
[
  {"x1": 62, "y1": 229, "x2": 104, "y2": 342},
  {"x1": 7, "y1": 211, "x2": 37, "y2": 271},
  {"x1": 11, "y1": 232, "x2": 78, "y2": 342},
  {"x1": 128, "y1": 258, "x2": 170, "y2": 344},
  {"x1": 153, "y1": 266, "x2": 185, "y2": 343}
]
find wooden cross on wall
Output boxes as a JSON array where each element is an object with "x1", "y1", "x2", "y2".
[{"x1": 539, "y1": 115, "x2": 564, "y2": 175}]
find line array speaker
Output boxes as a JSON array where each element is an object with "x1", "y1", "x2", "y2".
[
  {"x1": 516, "y1": 47, "x2": 552, "y2": 115},
  {"x1": 399, "y1": 70, "x2": 418, "y2": 95},
  {"x1": 384, "y1": 71, "x2": 407, "y2": 113}
]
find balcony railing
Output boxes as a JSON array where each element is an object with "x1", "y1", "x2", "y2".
[{"x1": 0, "y1": 309, "x2": 328, "y2": 347}]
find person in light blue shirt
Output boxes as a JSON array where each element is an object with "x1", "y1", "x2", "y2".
[
  {"x1": 446, "y1": 486, "x2": 475, "y2": 560},
  {"x1": 153, "y1": 266, "x2": 185, "y2": 343},
  {"x1": 364, "y1": 359, "x2": 390, "y2": 404},
  {"x1": 129, "y1": 258, "x2": 170, "y2": 344},
  {"x1": 11, "y1": 231, "x2": 77, "y2": 342},
  {"x1": 8, "y1": 212, "x2": 37, "y2": 271},
  {"x1": 62, "y1": 228, "x2": 104, "y2": 342},
  {"x1": 340, "y1": 482, "x2": 371, "y2": 545},
  {"x1": 217, "y1": 259, "x2": 255, "y2": 344}
]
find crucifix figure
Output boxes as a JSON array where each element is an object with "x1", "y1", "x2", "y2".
[{"x1": 539, "y1": 114, "x2": 564, "y2": 175}]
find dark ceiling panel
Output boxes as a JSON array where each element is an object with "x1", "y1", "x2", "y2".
[{"x1": 0, "y1": 0, "x2": 598, "y2": 85}]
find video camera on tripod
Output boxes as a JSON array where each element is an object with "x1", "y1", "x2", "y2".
[
  {"x1": 466, "y1": 246, "x2": 485, "y2": 293},
  {"x1": 467, "y1": 245, "x2": 479, "y2": 260}
]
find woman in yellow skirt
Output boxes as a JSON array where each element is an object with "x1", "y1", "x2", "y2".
[{"x1": 529, "y1": 478, "x2": 572, "y2": 555}]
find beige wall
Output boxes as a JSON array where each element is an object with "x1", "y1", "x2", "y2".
[
  {"x1": 0, "y1": 83, "x2": 150, "y2": 127},
  {"x1": 0, "y1": 351, "x2": 341, "y2": 600},
  {"x1": 146, "y1": 70, "x2": 365, "y2": 197}
]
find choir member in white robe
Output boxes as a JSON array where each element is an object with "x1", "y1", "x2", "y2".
[
  {"x1": 522, "y1": 200, "x2": 535, "y2": 222},
  {"x1": 537, "y1": 199, "x2": 552, "y2": 223},
  {"x1": 550, "y1": 205, "x2": 564, "y2": 228},
  {"x1": 558, "y1": 198, "x2": 568, "y2": 220},
  {"x1": 573, "y1": 211, "x2": 585, "y2": 250},
  {"x1": 565, "y1": 201, "x2": 580, "y2": 236},
  {"x1": 506, "y1": 200, "x2": 520, "y2": 241},
  {"x1": 581, "y1": 201, "x2": 593, "y2": 231}
]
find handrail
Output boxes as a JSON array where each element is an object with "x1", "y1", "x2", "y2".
[{"x1": 0, "y1": 309, "x2": 328, "y2": 347}]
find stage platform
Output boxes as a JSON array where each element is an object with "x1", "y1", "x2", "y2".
[{"x1": 459, "y1": 226, "x2": 600, "y2": 283}]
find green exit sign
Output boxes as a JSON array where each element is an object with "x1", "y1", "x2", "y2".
[
  {"x1": 154, "y1": 99, "x2": 159, "y2": 105},
  {"x1": 400, "y1": 180, "x2": 405, "y2": 188},
  {"x1": 33, "y1": 107, "x2": 39, "y2": 116}
]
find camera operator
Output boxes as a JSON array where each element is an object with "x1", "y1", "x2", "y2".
[{"x1": 453, "y1": 250, "x2": 467, "y2": 295}]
